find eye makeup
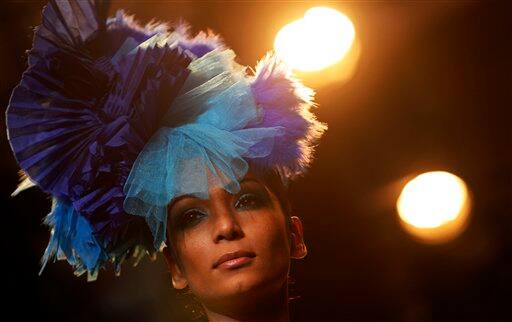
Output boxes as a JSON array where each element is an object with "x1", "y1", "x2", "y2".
[
  {"x1": 233, "y1": 185, "x2": 272, "y2": 211},
  {"x1": 176, "y1": 208, "x2": 208, "y2": 230},
  {"x1": 168, "y1": 196, "x2": 206, "y2": 231},
  {"x1": 168, "y1": 178, "x2": 273, "y2": 231}
]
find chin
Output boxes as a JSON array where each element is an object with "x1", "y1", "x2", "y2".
[
  {"x1": 199, "y1": 265, "x2": 288, "y2": 312},
  {"x1": 219, "y1": 269, "x2": 266, "y2": 295},
  {"x1": 217, "y1": 266, "x2": 287, "y2": 301}
]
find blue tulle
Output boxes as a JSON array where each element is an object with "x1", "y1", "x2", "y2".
[{"x1": 124, "y1": 48, "x2": 285, "y2": 249}]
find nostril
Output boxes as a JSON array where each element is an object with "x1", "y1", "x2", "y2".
[
  {"x1": 214, "y1": 221, "x2": 244, "y2": 243},
  {"x1": 211, "y1": 204, "x2": 245, "y2": 243}
]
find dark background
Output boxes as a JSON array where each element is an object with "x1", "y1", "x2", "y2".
[{"x1": 2, "y1": 1, "x2": 511, "y2": 322}]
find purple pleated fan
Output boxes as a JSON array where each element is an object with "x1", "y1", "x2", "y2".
[{"x1": 5, "y1": 0, "x2": 204, "y2": 274}]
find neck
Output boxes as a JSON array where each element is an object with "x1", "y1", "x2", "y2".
[{"x1": 203, "y1": 282, "x2": 290, "y2": 322}]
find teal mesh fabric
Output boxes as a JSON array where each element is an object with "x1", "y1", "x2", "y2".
[{"x1": 123, "y1": 48, "x2": 285, "y2": 249}]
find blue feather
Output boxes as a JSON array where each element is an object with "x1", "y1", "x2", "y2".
[{"x1": 40, "y1": 198, "x2": 104, "y2": 281}]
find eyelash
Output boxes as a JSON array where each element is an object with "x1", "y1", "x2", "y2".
[
  {"x1": 234, "y1": 193, "x2": 265, "y2": 210},
  {"x1": 175, "y1": 192, "x2": 268, "y2": 229},
  {"x1": 178, "y1": 209, "x2": 207, "y2": 229}
]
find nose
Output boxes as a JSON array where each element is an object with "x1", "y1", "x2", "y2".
[{"x1": 211, "y1": 200, "x2": 245, "y2": 243}]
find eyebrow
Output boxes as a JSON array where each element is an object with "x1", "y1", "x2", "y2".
[
  {"x1": 167, "y1": 177, "x2": 263, "y2": 210},
  {"x1": 239, "y1": 177, "x2": 261, "y2": 186}
]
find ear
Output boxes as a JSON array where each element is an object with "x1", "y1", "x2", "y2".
[
  {"x1": 289, "y1": 216, "x2": 307, "y2": 259},
  {"x1": 162, "y1": 246, "x2": 188, "y2": 290}
]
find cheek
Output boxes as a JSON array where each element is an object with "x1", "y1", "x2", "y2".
[
  {"x1": 175, "y1": 231, "x2": 215, "y2": 291},
  {"x1": 244, "y1": 210, "x2": 291, "y2": 273},
  {"x1": 172, "y1": 209, "x2": 291, "y2": 300}
]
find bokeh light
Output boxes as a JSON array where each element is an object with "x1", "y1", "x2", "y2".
[
  {"x1": 274, "y1": 7, "x2": 356, "y2": 72},
  {"x1": 397, "y1": 171, "x2": 471, "y2": 244}
]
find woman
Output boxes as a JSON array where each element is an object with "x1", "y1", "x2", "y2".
[
  {"x1": 6, "y1": 1, "x2": 325, "y2": 320},
  {"x1": 163, "y1": 169, "x2": 307, "y2": 321}
]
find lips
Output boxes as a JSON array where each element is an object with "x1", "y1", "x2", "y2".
[{"x1": 213, "y1": 250, "x2": 256, "y2": 269}]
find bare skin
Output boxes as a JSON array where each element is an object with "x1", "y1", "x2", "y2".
[{"x1": 162, "y1": 171, "x2": 307, "y2": 322}]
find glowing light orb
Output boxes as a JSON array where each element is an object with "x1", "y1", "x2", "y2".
[
  {"x1": 274, "y1": 7, "x2": 355, "y2": 72},
  {"x1": 397, "y1": 171, "x2": 471, "y2": 243}
]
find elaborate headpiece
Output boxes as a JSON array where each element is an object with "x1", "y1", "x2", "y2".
[{"x1": 6, "y1": 0, "x2": 326, "y2": 281}]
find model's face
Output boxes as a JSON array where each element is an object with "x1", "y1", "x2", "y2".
[{"x1": 163, "y1": 172, "x2": 306, "y2": 311}]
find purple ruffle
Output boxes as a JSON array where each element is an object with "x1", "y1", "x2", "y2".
[
  {"x1": 248, "y1": 52, "x2": 327, "y2": 179},
  {"x1": 6, "y1": 1, "x2": 193, "y2": 257}
]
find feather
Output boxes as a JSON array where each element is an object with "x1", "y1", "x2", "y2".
[
  {"x1": 172, "y1": 19, "x2": 225, "y2": 58},
  {"x1": 248, "y1": 51, "x2": 327, "y2": 178},
  {"x1": 11, "y1": 171, "x2": 37, "y2": 197}
]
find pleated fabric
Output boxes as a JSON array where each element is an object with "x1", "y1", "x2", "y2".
[{"x1": 6, "y1": 0, "x2": 192, "y2": 279}]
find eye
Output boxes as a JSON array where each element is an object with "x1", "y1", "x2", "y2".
[
  {"x1": 177, "y1": 208, "x2": 207, "y2": 229},
  {"x1": 235, "y1": 193, "x2": 265, "y2": 210}
]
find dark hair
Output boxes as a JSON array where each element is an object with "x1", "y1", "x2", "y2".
[{"x1": 257, "y1": 168, "x2": 294, "y2": 234}]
